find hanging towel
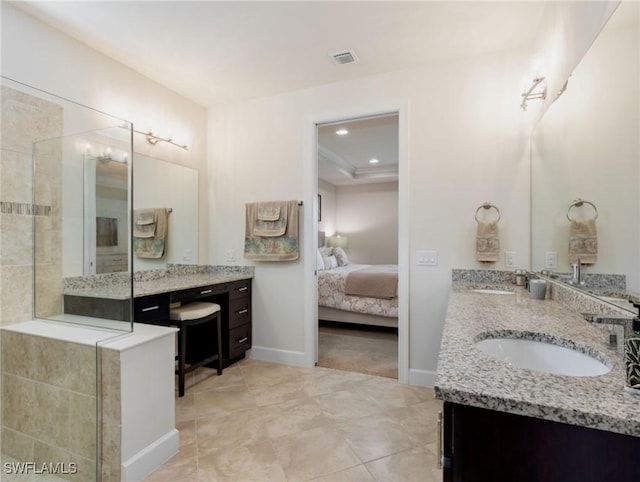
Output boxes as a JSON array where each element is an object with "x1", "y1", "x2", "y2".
[
  {"x1": 254, "y1": 201, "x2": 288, "y2": 237},
  {"x1": 476, "y1": 221, "x2": 500, "y2": 263},
  {"x1": 134, "y1": 208, "x2": 169, "y2": 258},
  {"x1": 569, "y1": 219, "x2": 597, "y2": 265},
  {"x1": 133, "y1": 209, "x2": 157, "y2": 238},
  {"x1": 244, "y1": 200, "x2": 299, "y2": 261}
]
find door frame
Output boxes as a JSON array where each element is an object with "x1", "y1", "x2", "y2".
[{"x1": 303, "y1": 101, "x2": 409, "y2": 383}]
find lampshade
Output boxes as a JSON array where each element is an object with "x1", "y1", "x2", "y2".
[{"x1": 327, "y1": 235, "x2": 348, "y2": 249}]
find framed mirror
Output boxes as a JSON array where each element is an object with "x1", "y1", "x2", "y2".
[{"x1": 531, "y1": 1, "x2": 639, "y2": 311}]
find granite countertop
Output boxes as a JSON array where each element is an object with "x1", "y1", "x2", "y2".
[
  {"x1": 434, "y1": 282, "x2": 640, "y2": 437},
  {"x1": 63, "y1": 268, "x2": 253, "y2": 300}
]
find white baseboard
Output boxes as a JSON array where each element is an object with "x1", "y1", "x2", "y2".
[
  {"x1": 121, "y1": 429, "x2": 179, "y2": 482},
  {"x1": 408, "y1": 368, "x2": 436, "y2": 388},
  {"x1": 248, "y1": 346, "x2": 312, "y2": 367}
]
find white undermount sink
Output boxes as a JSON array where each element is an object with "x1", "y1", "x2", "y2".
[{"x1": 475, "y1": 336, "x2": 610, "y2": 377}]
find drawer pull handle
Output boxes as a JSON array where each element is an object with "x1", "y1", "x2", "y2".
[
  {"x1": 237, "y1": 309, "x2": 248, "y2": 315},
  {"x1": 200, "y1": 289, "x2": 213, "y2": 294},
  {"x1": 141, "y1": 305, "x2": 160, "y2": 312},
  {"x1": 237, "y1": 337, "x2": 248, "y2": 344},
  {"x1": 237, "y1": 286, "x2": 248, "y2": 292}
]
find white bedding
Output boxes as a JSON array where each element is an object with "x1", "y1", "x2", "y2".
[{"x1": 318, "y1": 264, "x2": 398, "y2": 318}]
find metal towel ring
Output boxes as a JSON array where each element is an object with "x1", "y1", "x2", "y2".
[
  {"x1": 474, "y1": 203, "x2": 501, "y2": 223},
  {"x1": 566, "y1": 199, "x2": 598, "y2": 222}
]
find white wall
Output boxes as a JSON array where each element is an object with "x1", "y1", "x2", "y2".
[
  {"x1": 335, "y1": 182, "x2": 399, "y2": 265},
  {"x1": 1, "y1": 3, "x2": 209, "y2": 265},
  {"x1": 208, "y1": 49, "x2": 533, "y2": 381}
]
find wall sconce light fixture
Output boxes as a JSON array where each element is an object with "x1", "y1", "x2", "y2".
[{"x1": 520, "y1": 76, "x2": 547, "y2": 111}]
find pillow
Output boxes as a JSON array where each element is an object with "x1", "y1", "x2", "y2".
[
  {"x1": 316, "y1": 249, "x2": 325, "y2": 270},
  {"x1": 332, "y1": 247, "x2": 349, "y2": 266},
  {"x1": 322, "y1": 255, "x2": 338, "y2": 270},
  {"x1": 319, "y1": 246, "x2": 332, "y2": 257}
]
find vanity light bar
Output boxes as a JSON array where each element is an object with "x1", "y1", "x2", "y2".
[{"x1": 129, "y1": 127, "x2": 188, "y2": 150}]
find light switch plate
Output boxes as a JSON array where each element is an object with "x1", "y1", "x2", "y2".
[
  {"x1": 226, "y1": 249, "x2": 237, "y2": 262},
  {"x1": 417, "y1": 250, "x2": 438, "y2": 266},
  {"x1": 545, "y1": 251, "x2": 558, "y2": 269},
  {"x1": 505, "y1": 251, "x2": 516, "y2": 268}
]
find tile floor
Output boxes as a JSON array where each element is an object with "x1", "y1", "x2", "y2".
[
  {"x1": 144, "y1": 359, "x2": 442, "y2": 482},
  {"x1": 317, "y1": 322, "x2": 398, "y2": 379}
]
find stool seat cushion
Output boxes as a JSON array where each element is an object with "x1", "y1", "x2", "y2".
[{"x1": 170, "y1": 301, "x2": 221, "y2": 321}]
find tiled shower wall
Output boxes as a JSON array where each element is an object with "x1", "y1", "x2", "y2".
[{"x1": 0, "y1": 86, "x2": 110, "y2": 480}]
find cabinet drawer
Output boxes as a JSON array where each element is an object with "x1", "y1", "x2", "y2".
[
  {"x1": 229, "y1": 279, "x2": 251, "y2": 300},
  {"x1": 229, "y1": 297, "x2": 251, "y2": 329},
  {"x1": 134, "y1": 294, "x2": 170, "y2": 325},
  {"x1": 171, "y1": 284, "x2": 227, "y2": 304},
  {"x1": 227, "y1": 324, "x2": 251, "y2": 358}
]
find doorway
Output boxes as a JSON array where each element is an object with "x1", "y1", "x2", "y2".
[{"x1": 315, "y1": 113, "x2": 400, "y2": 378}]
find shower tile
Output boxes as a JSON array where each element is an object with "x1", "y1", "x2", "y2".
[
  {"x1": 0, "y1": 149, "x2": 32, "y2": 204},
  {"x1": 100, "y1": 348, "x2": 121, "y2": 426},
  {"x1": 1, "y1": 331, "x2": 34, "y2": 378},
  {"x1": 68, "y1": 392, "x2": 97, "y2": 461},
  {"x1": 0, "y1": 214, "x2": 33, "y2": 267},
  {"x1": 1, "y1": 265, "x2": 34, "y2": 324},
  {"x1": 33, "y1": 440, "x2": 95, "y2": 481},
  {"x1": 31, "y1": 383, "x2": 69, "y2": 448},
  {"x1": 1, "y1": 427, "x2": 34, "y2": 461},
  {"x1": 2, "y1": 374, "x2": 36, "y2": 435},
  {"x1": 66, "y1": 342, "x2": 96, "y2": 396},
  {"x1": 31, "y1": 337, "x2": 68, "y2": 388}
]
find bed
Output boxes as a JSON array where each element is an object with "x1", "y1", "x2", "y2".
[{"x1": 317, "y1": 263, "x2": 398, "y2": 328}]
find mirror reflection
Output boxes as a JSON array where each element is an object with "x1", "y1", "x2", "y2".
[
  {"x1": 531, "y1": 2, "x2": 639, "y2": 309},
  {"x1": 132, "y1": 156, "x2": 199, "y2": 271}
]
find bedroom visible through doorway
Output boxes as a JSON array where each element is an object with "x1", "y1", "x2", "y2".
[{"x1": 316, "y1": 113, "x2": 399, "y2": 379}]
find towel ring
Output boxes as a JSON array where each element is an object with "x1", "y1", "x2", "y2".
[
  {"x1": 474, "y1": 203, "x2": 501, "y2": 223},
  {"x1": 566, "y1": 199, "x2": 598, "y2": 222}
]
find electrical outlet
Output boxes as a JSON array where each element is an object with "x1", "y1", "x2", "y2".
[
  {"x1": 417, "y1": 250, "x2": 438, "y2": 266},
  {"x1": 505, "y1": 251, "x2": 517, "y2": 268},
  {"x1": 545, "y1": 251, "x2": 558, "y2": 269},
  {"x1": 226, "y1": 249, "x2": 236, "y2": 263}
]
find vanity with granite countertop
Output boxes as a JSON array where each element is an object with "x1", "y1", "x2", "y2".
[
  {"x1": 435, "y1": 271, "x2": 640, "y2": 482},
  {"x1": 63, "y1": 265, "x2": 254, "y2": 367}
]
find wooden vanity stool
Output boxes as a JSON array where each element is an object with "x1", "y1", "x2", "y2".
[{"x1": 169, "y1": 301, "x2": 223, "y2": 397}]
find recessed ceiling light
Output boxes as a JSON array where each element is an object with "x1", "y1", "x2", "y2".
[
  {"x1": 336, "y1": 129, "x2": 348, "y2": 136},
  {"x1": 369, "y1": 158, "x2": 379, "y2": 164}
]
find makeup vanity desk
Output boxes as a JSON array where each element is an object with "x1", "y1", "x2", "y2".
[{"x1": 63, "y1": 267, "x2": 254, "y2": 367}]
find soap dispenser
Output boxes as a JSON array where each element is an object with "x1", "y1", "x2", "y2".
[{"x1": 625, "y1": 302, "x2": 640, "y2": 391}]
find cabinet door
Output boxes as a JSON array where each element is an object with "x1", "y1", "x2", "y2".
[{"x1": 444, "y1": 402, "x2": 640, "y2": 482}]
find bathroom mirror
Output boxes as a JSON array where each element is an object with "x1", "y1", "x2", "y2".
[
  {"x1": 132, "y1": 155, "x2": 199, "y2": 270},
  {"x1": 531, "y1": 1, "x2": 639, "y2": 309},
  {"x1": 60, "y1": 151, "x2": 199, "y2": 276}
]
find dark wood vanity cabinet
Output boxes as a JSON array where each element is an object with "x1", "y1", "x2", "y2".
[
  {"x1": 441, "y1": 402, "x2": 640, "y2": 482},
  {"x1": 226, "y1": 279, "x2": 252, "y2": 361},
  {"x1": 64, "y1": 277, "x2": 253, "y2": 368}
]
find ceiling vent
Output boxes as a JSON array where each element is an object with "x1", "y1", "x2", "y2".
[{"x1": 330, "y1": 50, "x2": 358, "y2": 65}]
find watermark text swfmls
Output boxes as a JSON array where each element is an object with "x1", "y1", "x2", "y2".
[{"x1": 4, "y1": 462, "x2": 78, "y2": 475}]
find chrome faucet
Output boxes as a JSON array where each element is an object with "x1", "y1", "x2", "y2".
[
  {"x1": 582, "y1": 313, "x2": 633, "y2": 351},
  {"x1": 570, "y1": 258, "x2": 585, "y2": 286}
]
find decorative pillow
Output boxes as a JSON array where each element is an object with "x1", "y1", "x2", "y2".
[
  {"x1": 319, "y1": 246, "x2": 332, "y2": 257},
  {"x1": 316, "y1": 249, "x2": 325, "y2": 270},
  {"x1": 332, "y1": 247, "x2": 349, "y2": 266},
  {"x1": 323, "y1": 255, "x2": 338, "y2": 270}
]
